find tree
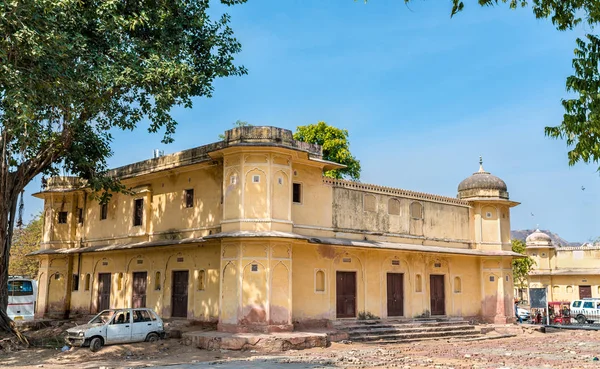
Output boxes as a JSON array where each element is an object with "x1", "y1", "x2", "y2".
[
  {"x1": 0, "y1": 0, "x2": 247, "y2": 336},
  {"x1": 9, "y1": 215, "x2": 42, "y2": 279},
  {"x1": 511, "y1": 239, "x2": 535, "y2": 302},
  {"x1": 293, "y1": 122, "x2": 361, "y2": 180},
  {"x1": 219, "y1": 120, "x2": 253, "y2": 140},
  {"x1": 400, "y1": 0, "x2": 600, "y2": 170}
]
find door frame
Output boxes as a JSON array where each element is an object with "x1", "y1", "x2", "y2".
[
  {"x1": 335, "y1": 270, "x2": 358, "y2": 319},
  {"x1": 386, "y1": 272, "x2": 405, "y2": 317},
  {"x1": 579, "y1": 285, "x2": 592, "y2": 299},
  {"x1": 171, "y1": 270, "x2": 189, "y2": 318},
  {"x1": 132, "y1": 271, "x2": 148, "y2": 308},
  {"x1": 429, "y1": 274, "x2": 446, "y2": 316},
  {"x1": 97, "y1": 273, "x2": 112, "y2": 313}
]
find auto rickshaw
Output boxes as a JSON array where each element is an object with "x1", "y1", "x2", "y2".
[{"x1": 549, "y1": 301, "x2": 571, "y2": 325}]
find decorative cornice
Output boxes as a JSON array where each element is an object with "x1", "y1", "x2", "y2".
[{"x1": 323, "y1": 177, "x2": 470, "y2": 207}]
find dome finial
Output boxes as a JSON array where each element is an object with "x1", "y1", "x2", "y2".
[{"x1": 478, "y1": 156, "x2": 485, "y2": 172}]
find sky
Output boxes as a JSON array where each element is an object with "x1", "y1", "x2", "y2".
[{"x1": 23, "y1": 0, "x2": 599, "y2": 243}]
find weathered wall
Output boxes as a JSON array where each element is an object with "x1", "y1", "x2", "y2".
[
  {"x1": 291, "y1": 164, "x2": 333, "y2": 230},
  {"x1": 291, "y1": 243, "x2": 485, "y2": 323},
  {"x1": 37, "y1": 243, "x2": 220, "y2": 320},
  {"x1": 218, "y1": 239, "x2": 293, "y2": 332},
  {"x1": 330, "y1": 188, "x2": 470, "y2": 243},
  {"x1": 41, "y1": 163, "x2": 223, "y2": 248},
  {"x1": 221, "y1": 151, "x2": 293, "y2": 232}
]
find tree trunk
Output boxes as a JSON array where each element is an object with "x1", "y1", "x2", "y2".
[
  {"x1": 0, "y1": 183, "x2": 28, "y2": 343},
  {"x1": 0, "y1": 129, "x2": 29, "y2": 343}
]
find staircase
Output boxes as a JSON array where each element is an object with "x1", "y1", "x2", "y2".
[{"x1": 334, "y1": 318, "x2": 483, "y2": 344}]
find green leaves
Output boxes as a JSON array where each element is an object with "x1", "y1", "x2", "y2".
[
  {"x1": 546, "y1": 34, "x2": 600, "y2": 166},
  {"x1": 512, "y1": 239, "x2": 535, "y2": 288},
  {"x1": 400, "y1": 0, "x2": 600, "y2": 169},
  {"x1": 9, "y1": 214, "x2": 42, "y2": 279},
  {"x1": 0, "y1": 0, "x2": 246, "y2": 194},
  {"x1": 294, "y1": 122, "x2": 362, "y2": 181}
]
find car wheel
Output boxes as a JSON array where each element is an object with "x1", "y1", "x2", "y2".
[
  {"x1": 146, "y1": 332, "x2": 159, "y2": 343},
  {"x1": 577, "y1": 315, "x2": 587, "y2": 324},
  {"x1": 89, "y1": 337, "x2": 103, "y2": 352}
]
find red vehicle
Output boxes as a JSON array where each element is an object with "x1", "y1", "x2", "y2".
[{"x1": 549, "y1": 301, "x2": 571, "y2": 325}]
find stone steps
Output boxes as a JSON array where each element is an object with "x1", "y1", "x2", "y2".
[
  {"x1": 362, "y1": 333, "x2": 483, "y2": 345},
  {"x1": 347, "y1": 324, "x2": 476, "y2": 338},
  {"x1": 335, "y1": 318, "x2": 483, "y2": 344},
  {"x1": 339, "y1": 321, "x2": 468, "y2": 332},
  {"x1": 352, "y1": 327, "x2": 477, "y2": 342}
]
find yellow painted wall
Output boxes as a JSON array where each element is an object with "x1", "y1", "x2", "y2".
[
  {"x1": 39, "y1": 243, "x2": 221, "y2": 320},
  {"x1": 291, "y1": 243, "x2": 486, "y2": 322},
  {"x1": 35, "y1": 128, "x2": 517, "y2": 326}
]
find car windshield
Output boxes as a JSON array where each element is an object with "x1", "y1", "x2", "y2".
[{"x1": 89, "y1": 310, "x2": 116, "y2": 324}]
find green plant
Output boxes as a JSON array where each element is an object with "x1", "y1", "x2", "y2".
[{"x1": 357, "y1": 311, "x2": 380, "y2": 320}]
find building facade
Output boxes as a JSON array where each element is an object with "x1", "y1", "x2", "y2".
[
  {"x1": 33, "y1": 126, "x2": 519, "y2": 331},
  {"x1": 525, "y1": 230, "x2": 600, "y2": 302}
]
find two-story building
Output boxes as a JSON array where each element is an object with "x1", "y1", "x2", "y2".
[
  {"x1": 525, "y1": 230, "x2": 600, "y2": 301},
  {"x1": 32, "y1": 126, "x2": 520, "y2": 332}
]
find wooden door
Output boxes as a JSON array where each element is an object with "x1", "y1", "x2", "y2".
[
  {"x1": 132, "y1": 272, "x2": 147, "y2": 308},
  {"x1": 97, "y1": 273, "x2": 111, "y2": 312},
  {"x1": 430, "y1": 275, "x2": 445, "y2": 316},
  {"x1": 387, "y1": 273, "x2": 404, "y2": 317},
  {"x1": 336, "y1": 271, "x2": 356, "y2": 318},
  {"x1": 171, "y1": 271, "x2": 189, "y2": 318},
  {"x1": 579, "y1": 285, "x2": 592, "y2": 299}
]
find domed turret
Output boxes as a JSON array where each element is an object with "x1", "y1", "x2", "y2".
[
  {"x1": 458, "y1": 157, "x2": 509, "y2": 200},
  {"x1": 526, "y1": 229, "x2": 554, "y2": 248}
]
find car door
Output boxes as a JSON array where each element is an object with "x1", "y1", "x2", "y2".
[
  {"x1": 105, "y1": 310, "x2": 132, "y2": 343},
  {"x1": 131, "y1": 309, "x2": 153, "y2": 342}
]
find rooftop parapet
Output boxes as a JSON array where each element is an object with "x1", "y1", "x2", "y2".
[
  {"x1": 223, "y1": 126, "x2": 322, "y2": 158},
  {"x1": 42, "y1": 176, "x2": 86, "y2": 192},
  {"x1": 39, "y1": 126, "x2": 325, "y2": 186}
]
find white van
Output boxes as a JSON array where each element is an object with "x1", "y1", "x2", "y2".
[
  {"x1": 570, "y1": 298, "x2": 600, "y2": 324},
  {"x1": 7, "y1": 277, "x2": 37, "y2": 321}
]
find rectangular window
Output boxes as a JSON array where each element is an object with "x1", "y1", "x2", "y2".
[
  {"x1": 8, "y1": 280, "x2": 33, "y2": 296},
  {"x1": 100, "y1": 203, "x2": 108, "y2": 220},
  {"x1": 133, "y1": 198, "x2": 144, "y2": 227},
  {"x1": 58, "y1": 211, "x2": 68, "y2": 224},
  {"x1": 185, "y1": 189, "x2": 194, "y2": 208},
  {"x1": 293, "y1": 183, "x2": 302, "y2": 204},
  {"x1": 77, "y1": 208, "x2": 84, "y2": 224},
  {"x1": 72, "y1": 274, "x2": 79, "y2": 291}
]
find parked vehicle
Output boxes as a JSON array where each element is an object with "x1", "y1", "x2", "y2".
[
  {"x1": 65, "y1": 308, "x2": 165, "y2": 352},
  {"x1": 517, "y1": 307, "x2": 530, "y2": 321},
  {"x1": 570, "y1": 298, "x2": 600, "y2": 324},
  {"x1": 7, "y1": 277, "x2": 37, "y2": 321}
]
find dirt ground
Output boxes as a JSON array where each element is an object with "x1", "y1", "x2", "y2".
[{"x1": 3, "y1": 325, "x2": 600, "y2": 368}]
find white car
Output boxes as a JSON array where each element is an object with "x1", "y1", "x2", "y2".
[
  {"x1": 517, "y1": 307, "x2": 530, "y2": 321},
  {"x1": 65, "y1": 308, "x2": 165, "y2": 351}
]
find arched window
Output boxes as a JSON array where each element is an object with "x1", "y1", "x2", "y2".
[
  {"x1": 567, "y1": 286, "x2": 573, "y2": 293},
  {"x1": 155, "y1": 271, "x2": 161, "y2": 291},
  {"x1": 553, "y1": 286, "x2": 560, "y2": 294},
  {"x1": 388, "y1": 198, "x2": 400, "y2": 216},
  {"x1": 315, "y1": 270, "x2": 325, "y2": 292},
  {"x1": 198, "y1": 270, "x2": 206, "y2": 291},
  {"x1": 454, "y1": 277, "x2": 462, "y2": 293},
  {"x1": 415, "y1": 274, "x2": 422, "y2": 292},
  {"x1": 84, "y1": 274, "x2": 91, "y2": 291},
  {"x1": 363, "y1": 194, "x2": 376, "y2": 212},
  {"x1": 410, "y1": 202, "x2": 423, "y2": 220}
]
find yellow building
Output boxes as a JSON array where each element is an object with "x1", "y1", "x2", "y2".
[
  {"x1": 525, "y1": 230, "x2": 600, "y2": 302},
  {"x1": 32, "y1": 126, "x2": 520, "y2": 332}
]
